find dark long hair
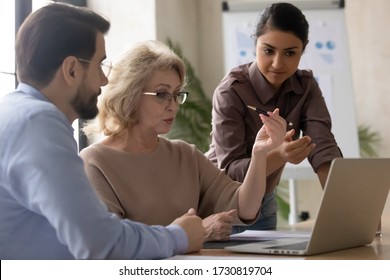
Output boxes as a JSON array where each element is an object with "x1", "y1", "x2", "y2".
[{"x1": 253, "y1": 2, "x2": 309, "y2": 50}]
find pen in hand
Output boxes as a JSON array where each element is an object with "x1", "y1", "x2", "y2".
[{"x1": 247, "y1": 105, "x2": 293, "y2": 127}]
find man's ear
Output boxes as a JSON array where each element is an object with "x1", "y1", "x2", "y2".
[{"x1": 62, "y1": 56, "x2": 79, "y2": 85}]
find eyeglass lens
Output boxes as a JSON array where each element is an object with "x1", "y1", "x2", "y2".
[
  {"x1": 169, "y1": 92, "x2": 187, "y2": 104},
  {"x1": 143, "y1": 92, "x2": 188, "y2": 104},
  {"x1": 101, "y1": 62, "x2": 112, "y2": 77}
]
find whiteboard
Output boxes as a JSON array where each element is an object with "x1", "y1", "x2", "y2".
[{"x1": 222, "y1": 0, "x2": 359, "y2": 180}]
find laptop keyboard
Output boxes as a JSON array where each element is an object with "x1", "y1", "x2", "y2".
[{"x1": 266, "y1": 241, "x2": 308, "y2": 250}]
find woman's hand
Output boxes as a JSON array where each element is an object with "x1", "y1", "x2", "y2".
[
  {"x1": 278, "y1": 129, "x2": 316, "y2": 164},
  {"x1": 203, "y1": 209, "x2": 237, "y2": 242},
  {"x1": 253, "y1": 108, "x2": 286, "y2": 154}
]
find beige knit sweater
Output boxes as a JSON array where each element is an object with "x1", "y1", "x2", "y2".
[{"x1": 80, "y1": 137, "x2": 258, "y2": 226}]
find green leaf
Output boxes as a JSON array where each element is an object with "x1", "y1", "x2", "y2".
[
  {"x1": 276, "y1": 181, "x2": 290, "y2": 221},
  {"x1": 358, "y1": 125, "x2": 380, "y2": 157}
]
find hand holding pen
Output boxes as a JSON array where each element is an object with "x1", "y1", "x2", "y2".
[
  {"x1": 249, "y1": 104, "x2": 316, "y2": 165},
  {"x1": 247, "y1": 105, "x2": 293, "y2": 127},
  {"x1": 252, "y1": 108, "x2": 286, "y2": 154}
]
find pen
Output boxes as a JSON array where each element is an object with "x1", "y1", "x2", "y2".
[{"x1": 247, "y1": 105, "x2": 293, "y2": 126}]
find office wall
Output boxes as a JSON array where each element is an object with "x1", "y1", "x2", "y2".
[
  {"x1": 346, "y1": 0, "x2": 390, "y2": 158},
  {"x1": 296, "y1": 0, "x2": 390, "y2": 220},
  {"x1": 155, "y1": 0, "x2": 198, "y2": 71},
  {"x1": 88, "y1": 0, "x2": 157, "y2": 62},
  {"x1": 343, "y1": 0, "x2": 390, "y2": 217}
]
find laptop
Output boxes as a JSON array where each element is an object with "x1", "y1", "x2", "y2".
[{"x1": 225, "y1": 158, "x2": 390, "y2": 255}]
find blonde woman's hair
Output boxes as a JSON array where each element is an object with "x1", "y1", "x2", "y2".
[{"x1": 82, "y1": 40, "x2": 186, "y2": 138}]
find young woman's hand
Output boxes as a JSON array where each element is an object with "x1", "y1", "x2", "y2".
[{"x1": 253, "y1": 108, "x2": 286, "y2": 154}]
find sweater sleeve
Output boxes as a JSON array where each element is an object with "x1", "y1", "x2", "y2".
[
  {"x1": 195, "y1": 148, "x2": 259, "y2": 225},
  {"x1": 80, "y1": 146, "x2": 126, "y2": 218}
]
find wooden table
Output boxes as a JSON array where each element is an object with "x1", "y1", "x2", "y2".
[{"x1": 191, "y1": 216, "x2": 390, "y2": 260}]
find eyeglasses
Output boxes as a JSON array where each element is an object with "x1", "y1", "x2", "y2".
[
  {"x1": 143, "y1": 91, "x2": 189, "y2": 105},
  {"x1": 77, "y1": 58, "x2": 112, "y2": 78}
]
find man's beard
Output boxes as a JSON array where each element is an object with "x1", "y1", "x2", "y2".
[{"x1": 70, "y1": 84, "x2": 100, "y2": 120}]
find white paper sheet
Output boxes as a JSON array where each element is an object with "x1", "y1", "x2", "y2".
[{"x1": 229, "y1": 230, "x2": 311, "y2": 241}]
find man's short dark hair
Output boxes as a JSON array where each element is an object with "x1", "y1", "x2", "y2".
[{"x1": 15, "y1": 2, "x2": 110, "y2": 88}]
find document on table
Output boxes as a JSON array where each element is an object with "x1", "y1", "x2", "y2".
[{"x1": 229, "y1": 230, "x2": 311, "y2": 241}]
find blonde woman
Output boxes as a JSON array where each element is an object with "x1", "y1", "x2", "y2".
[{"x1": 81, "y1": 40, "x2": 286, "y2": 241}]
